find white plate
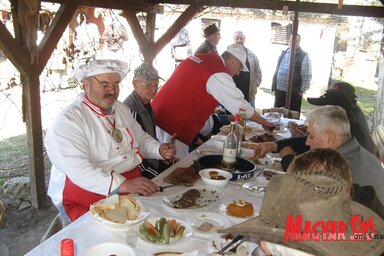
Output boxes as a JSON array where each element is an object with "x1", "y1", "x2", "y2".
[
  {"x1": 196, "y1": 147, "x2": 222, "y2": 155},
  {"x1": 84, "y1": 242, "x2": 135, "y2": 256},
  {"x1": 219, "y1": 201, "x2": 258, "y2": 222},
  {"x1": 208, "y1": 238, "x2": 259, "y2": 255},
  {"x1": 163, "y1": 185, "x2": 224, "y2": 212},
  {"x1": 90, "y1": 197, "x2": 151, "y2": 230},
  {"x1": 258, "y1": 168, "x2": 286, "y2": 182},
  {"x1": 273, "y1": 126, "x2": 289, "y2": 133},
  {"x1": 138, "y1": 217, "x2": 193, "y2": 246},
  {"x1": 152, "y1": 252, "x2": 183, "y2": 256},
  {"x1": 187, "y1": 212, "x2": 231, "y2": 237},
  {"x1": 242, "y1": 179, "x2": 269, "y2": 197}
]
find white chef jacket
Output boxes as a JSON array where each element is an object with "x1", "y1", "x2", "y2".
[{"x1": 45, "y1": 93, "x2": 163, "y2": 206}]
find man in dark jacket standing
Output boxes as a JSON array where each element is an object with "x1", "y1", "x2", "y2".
[
  {"x1": 195, "y1": 24, "x2": 221, "y2": 54},
  {"x1": 272, "y1": 34, "x2": 312, "y2": 113}
]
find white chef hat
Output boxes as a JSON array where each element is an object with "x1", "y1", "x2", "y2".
[
  {"x1": 225, "y1": 44, "x2": 249, "y2": 72},
  {"x1": 74, "y1": 59, "x2": 129, "y2": 82}
]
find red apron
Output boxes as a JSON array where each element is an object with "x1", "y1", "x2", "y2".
[{"x1": 62, "y1": 166, "x2": 141, "y2": 221}]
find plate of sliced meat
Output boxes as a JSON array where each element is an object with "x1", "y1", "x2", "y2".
[{"x1": 162, "y1": 185, "x2": 224, "y2": 212}]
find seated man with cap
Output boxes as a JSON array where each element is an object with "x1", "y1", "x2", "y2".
[
  {"x1": 152, "y1": 44, "x2": 275, "y2": 157},
  {"x1": 195, "y1": 24, "x2": 221, "y2": 54},
  {"x1": 124, "y1": 63, "x2": 175, "y2": 179},
  {"x1": 44, "y1": 59, "x2": 176, "y2": 222}
]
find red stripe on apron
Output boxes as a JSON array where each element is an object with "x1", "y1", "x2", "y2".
[{"x1": 62, "y1": 166, "x2": 141, "y2": 221}]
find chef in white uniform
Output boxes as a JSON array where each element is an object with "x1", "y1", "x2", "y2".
[{"x1": 45, "y1": 59, "x2": 176, "y2": 221}]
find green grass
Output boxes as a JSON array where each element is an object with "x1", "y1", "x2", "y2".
[
  {"x1": 354, "y1": 87, "x2": 377, "y2": 116},
  {"x1": 262, "y1": 86, "x2": 377, "y2": 118},
  {"x1": 0, "y1": 134, "x2": 28, "y2": 164}
]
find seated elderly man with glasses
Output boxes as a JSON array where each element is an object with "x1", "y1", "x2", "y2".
[
  {"x1": 124, "y1": 63, "x2": 177, "y2": 179},
  {"x1": 44, "y1": 59, "x2": 176, "y2": 222}
]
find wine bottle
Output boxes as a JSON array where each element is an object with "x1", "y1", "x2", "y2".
[
  {"x1": 222, "y1": 122, "x2": 238, "y2": 171},
  {"x1": 234, "y1": 114, "x2": 244, "y2": 157}
]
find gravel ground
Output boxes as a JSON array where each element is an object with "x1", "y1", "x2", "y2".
[{"x1": 0, "y1": 198, "x2": 57, "y2": 256}]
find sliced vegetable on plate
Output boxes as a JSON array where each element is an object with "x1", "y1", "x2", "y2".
[{"x1": 139, "y1": 217, "x2": 191, "y2": 245}]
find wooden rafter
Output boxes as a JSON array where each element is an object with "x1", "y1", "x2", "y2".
[
  {"x1": 42, "y1": 0, "x2": 384, "y2": 18},
  {"x1": 0, "y1": 20, "x2": 29, "y2": 74},
  {"x1": 154, "y1": 4, "x2": 201, "y2": 56},
  {"x1": 35, "y1": 4, "x2": 78, "y2": 74}
]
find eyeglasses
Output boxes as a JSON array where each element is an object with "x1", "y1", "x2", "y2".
[
  {"x1": 92, "y1": 76, "x2": 120, "y2": 91},
  {"x1": 134, "y1": 80, "x2": 159, "y2": 88}
]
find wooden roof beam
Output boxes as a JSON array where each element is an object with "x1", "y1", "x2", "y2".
[
  {"x1": 153, "y1": 0, "x2": 384, "y2": 18},
  {"x1": 44, "y1": 0, "x2": 164, "y2": 13}
]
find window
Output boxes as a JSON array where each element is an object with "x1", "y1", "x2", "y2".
[{"x1": 271, "y1": 22, "x2": 292, "y2": 45}]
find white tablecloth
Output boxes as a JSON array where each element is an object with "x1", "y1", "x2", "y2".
[{"x1": 26, "y1": 120, "x2": 298, "y2": 256}]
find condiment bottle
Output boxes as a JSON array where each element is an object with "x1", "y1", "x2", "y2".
[
  {"x1": 222, "y1": 122, "x2": 238, "y2": 171},
  {"x1": 239, "y1": 108, "x2": 247, "y2": 131},
  {"x1": 60, "y1": 238, "x2": 74, "y2": 256}
]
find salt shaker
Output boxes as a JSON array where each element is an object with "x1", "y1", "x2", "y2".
[{"x1": 60, "y1": 238, "x2": 74, "y2": 256}]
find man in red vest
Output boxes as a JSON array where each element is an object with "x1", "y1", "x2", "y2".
[{"x1": 152, "y1": 44, "x2": 275, "y2": 156}]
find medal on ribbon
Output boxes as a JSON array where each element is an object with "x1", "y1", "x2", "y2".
[{"x1": 112, "y1": 128, "x2": 123, "y2": 143}]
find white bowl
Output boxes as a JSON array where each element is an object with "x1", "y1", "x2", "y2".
[
  {"x1": 90, "y1": 196, "x2": 150, "y2": 230},
  {"x1": 199, "y1": 168, "x2": 232, "y2": 188}
]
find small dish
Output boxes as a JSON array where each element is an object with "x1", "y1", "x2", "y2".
[
  {"x1": 219, "y1": 201, "x2": 258, "y2": 222},
  {"x1": 199, "y1": 168, "x2": 232, "y2": 188},
  {"x1": 138, "y1": 217, "x2": 192, "y2": 246},
  {"x1": 84, "y1": 242, "x2": 135, "y2": 256},
  {"x1": 242, "y1": 179, "x2": 268, "y2": 197},
  {"x1": 163, "y1": 185, "x2": 224, "y2": 212},
  {"x1": 90, "y1": 196, "x2": 150, "y2": 230},
  {"x1": 208, "y1": 238, "x2": 259, "y2": 255},
  {"x1": 188, "y1": 212, "x2": 231, "y2": 237},
  {"x1": 153, "y1": 252, "x2": 183, "y2": 256}
]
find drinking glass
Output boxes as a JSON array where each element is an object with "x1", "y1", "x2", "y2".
[{"x1": 126, "y1": 227, "x2": 138, "y2": 248}]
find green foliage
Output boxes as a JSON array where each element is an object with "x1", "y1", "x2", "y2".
[{"x1": 0, "y1": 134, "x2": 28, "y2": 165}]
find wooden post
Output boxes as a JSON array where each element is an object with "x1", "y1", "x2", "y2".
[
  {"x1": 22, "y1": 74, "x2": 46, "y2": 208},
  {"x1": 285, "y1": 0, "x2": 300, "y2": 111}
]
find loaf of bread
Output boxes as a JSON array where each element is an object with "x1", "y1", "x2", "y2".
[
  {"x1": 226, "y1": 200, "x2": 253, "y2": 218},
  {"x1": 90, "y1": 194, "x2": 141, "y2": 224}
]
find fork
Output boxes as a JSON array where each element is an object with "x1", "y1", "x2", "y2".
[{"x1": 225, "y1": 237, "x2": 249, "y2": 255}]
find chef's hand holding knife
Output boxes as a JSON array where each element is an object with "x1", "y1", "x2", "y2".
[{"x1": 159, "y1": 133, "x2": 178, "y2": 164}]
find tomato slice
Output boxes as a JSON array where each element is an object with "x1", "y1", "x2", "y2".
[
  {"x1": 173, "y1": 223, "x2": 181, "y2": 236},
  {"x1": 145, "y1": 220, "x2": 160, "y2": 237},
  {"x1": 168, "y1": 219, "x2": 176, "y2": 231}
]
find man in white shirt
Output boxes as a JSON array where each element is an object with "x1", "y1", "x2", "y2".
[{"x1": 45, "y1": 59, "x2": 176, "y2": 221}]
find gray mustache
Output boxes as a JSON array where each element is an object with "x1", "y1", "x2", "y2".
[{"x1": 104, "y1": 93, "x2": 117, "y2": 99}]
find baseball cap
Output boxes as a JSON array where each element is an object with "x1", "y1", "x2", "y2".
[
  {"x1": 225, "y1": 44, "x2": 249, "y2": 72},
  {"x1": 307, "y1": 90, "x2": 353, "y2": 111},
  {"x1": 203, "y1": 24, "x2": 220, "y2": 37},
  {"x1": 133, "y1": 63, "x2": 163, "y2": 81},
  {"x1": 332, "y1": 82, "x2": 357, "y2": 104},
  {"x1": 75, "y1": 59, "x2": 128, "y2": 82}
]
